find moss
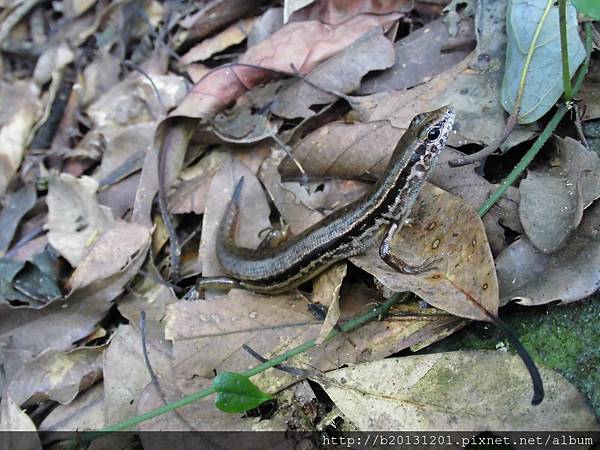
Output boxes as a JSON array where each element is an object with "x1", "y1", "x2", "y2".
[{"x1": 422, "y1": 295, "x2": 600, "y2": 417}]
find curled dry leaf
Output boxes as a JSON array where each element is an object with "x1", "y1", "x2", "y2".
[
  {"x1": 352, "y1": 183, "x2": 499, "y2": 321},
  {"x1": 518, "y1": 137, "x2": 600, "y2": 254},
  {"x1": 519, "y1": 171, "x2": 581, "y2": 254},
  {"x1": 46, "y1": 174, "x2": 114, "y2": 268},
  {"x1": 358, "y1": 17, "x2": 475, "y2": 95},
  {"x1": 0, "y1": 81, "x2": 42, "y2": 197},
  {"x1": 271, "y1": 28, "x2": 396, "y2": 119},
  {"x1": 321, "y1": 351, "x2": 599, "y2": 431},
  {"x1": 496, "y1": 200, "x2": 600, "y2": 306},
  {"x1": 180, "y1": 17, "x2": 257, "y2": 65},
  {"x1": 172, "y1": 13, "x2": 400, "y2": 119},
  {"x1": 7, "y1": 346, "x2": 103, "y2": 407}
]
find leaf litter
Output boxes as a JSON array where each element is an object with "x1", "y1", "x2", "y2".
[{"x1": 0, "y1": 0, "x2": 598, "y2": 438}]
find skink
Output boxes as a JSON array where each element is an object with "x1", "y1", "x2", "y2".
[
  {"x1": 197, "y1": 106, "x2": 455, "y2": 293},
  {"x1": 195, "y1": 104, "x2": 544, "y2": 406}
]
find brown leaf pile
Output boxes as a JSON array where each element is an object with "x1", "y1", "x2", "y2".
[{"x1": 0, "y1": 0, "x2": 598, "y2": 439}]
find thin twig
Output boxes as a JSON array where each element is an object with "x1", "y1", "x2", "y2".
[
  {"x1": 0, "y1": 0, "x2": 44, "y2": 45},
  {"x1": 123, "y1": 60, "x2": 166, "y2": 115},
  {"x1": 242, "y1": 344, "x2": 311, "y2": 377},
  {"x1": 140, "y1": 311, "x2": 194, "y2": 430}
]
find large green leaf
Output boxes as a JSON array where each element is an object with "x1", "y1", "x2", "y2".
[
  {"x1": 501, "y1": 0, "x2": 585, "y2": 124},
  {"x1": 573, "y1": 0, "x2": 600, "y2": 19},
  {"x1": 212, "y1": 372, "x2": 273, "y2": 413}
]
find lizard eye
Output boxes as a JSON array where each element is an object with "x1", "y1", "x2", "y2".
[{"x1": 427, "y1": 126, "x2": 441, "y2": 141}]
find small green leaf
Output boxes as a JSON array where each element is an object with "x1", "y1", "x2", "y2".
[
  {"x1": 572, "y1": 0, "x2": 600, "y2": 19},
  {"x1": 212, "y1": 372, "x2": 273, "y2": 413}
]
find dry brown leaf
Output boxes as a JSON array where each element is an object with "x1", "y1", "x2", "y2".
[
  {"x1": 87, "y1": 73, "x2": 187, "y2": 128},
  {"x1": 496, "y1": 200, "x2": 600, "y2": 306},
  {"x1": 322, "y1": 351, "x2": 599, "y2": 431},
  {"x1": 38, "y1": 383, "x2": 105, "y2": 431},
  {"x1": 279, "y1": 120, "x2": 402, "y2": 180},
  {"x1": 358, "y1": 17, "x2": 475, "y2": 94},
  {"x1": 103, "y1": 324, "x2": 174, "y2": 425},
  {"x1": 271, "y1": 28, "x2": 395, "y2": 119},
  {"x1": 291, "y1": 0, "x2": 412, "y2": 24},
  {"x1": 0, "y1": 392, "x2": 41, "y2": 445},
  {"x1": 518, "y1": 137, "x2": 600, "y2": 254},
  {"x1": 180, "y1": 17, "x2": 257, "y2": 65},
  {"x1": 577, "y1": 57, "x2": 600, "y2": 121},
  {"x1": 169, "y1": 150, "x2": 229, "y2": 215},
  {"x1": 519, "y1": 171, "x2": 581, "y2": 254},
  {"x1": 67, "y1": 221, "x2": 150, "y2": 291},
  {"x1": 46, "y1": 174, "x2": 114, "y2": 267},
  {"x1": 352, "y1": 183, "x2": 498, "y2": 321},
  {"x1": 172, "y1": 13, "x2": 400, "y2": 119},
  {"x1": 80, "y1": 48, "x2": 121, "y2": 107},
  {"x1": 7, "y1": 346, "x2": 103, "y2": 407},
  {"x1": 0, "y1": 183, "x2": 36, "y2": 255},
  {"x1": 551, "y1": 136, "x2": 600, "y2": 208},
  {"x1": 166, "y1": 288, "x2": 463, "y2": 396},
  {"x1": 199, "y1": 157, "x2": 271, "y2": 282},
  {"x1": 179, "y1": 0, "x2": 271, "y2": 42},
  {"x1": 0, "y1": 81, "x2": 42, "y2": 197},
  {"x1": 90, "y1": 122, "x2": 155, "y2": 184}
]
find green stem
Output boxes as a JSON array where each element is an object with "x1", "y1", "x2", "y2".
[
  {"x1": 559, "y1": 0, "x2": 572, "y2": 101},
  {"x1": 478, "y1": 22, "x2": 593, "y2": 217},
  {"x1": 77, "y1": 292, "x2": 407, "y2": 444}
]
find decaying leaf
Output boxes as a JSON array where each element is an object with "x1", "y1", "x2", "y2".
[
  {"x1": 0, "y1": 183, "x2": 36, "y2": 254},
  {"x1": 497, "y1": 200, "x2": 600, "y2": 306},
  {"x1": 38, "y1": 384, "x2": 105, "y2": 431},
  {"x1": 166, "y1": 288, "x2": 463, "y2": 396},
  {"x1": 519, "y1": 171, "x2": 581, "y2": 254},
  {"x1": 352, "y1": 183, "x2": 499, "y2": 321},
  {"x1": 181, "y1": 17, "x2": 257, "y2": 65},
  {"x1": 172, "y1": 12, "x2": 400, "y2": 119},
  {"x1": 0, "y1": 81, "x2": 42, "y2": 197},
  {"x1": 322, "y1": 351, "x2": 599, "y2": 430},
  {"x1": 103, "y1": 324, "x2": 173, "y2": 425},
  {"x1": 46, "y1": 174, "x2": 114, "y2": 268},
  {"x1": 358, "y1": 17, "x2": 475, "y2": 94},
  {"x1": 271, "y1": 28, "x2": 396, "y2": 119},
  {"x1": 7, "y1": 346, "x2": 103, "y2": 407}
]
